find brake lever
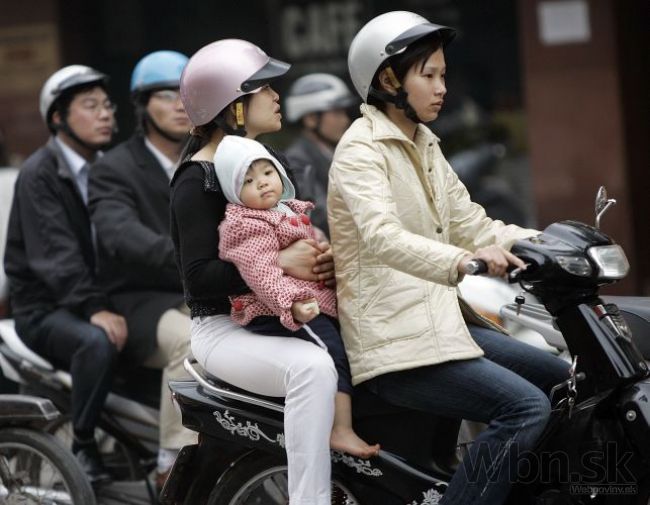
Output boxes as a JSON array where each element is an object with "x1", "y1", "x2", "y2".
[{"x1": 507, "y1": 264, "x2": 529, "y2": 284}]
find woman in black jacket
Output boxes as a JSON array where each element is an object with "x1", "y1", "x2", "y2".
[{"x1": 171, "y1": 39, "x2": 338, "y2": 505}]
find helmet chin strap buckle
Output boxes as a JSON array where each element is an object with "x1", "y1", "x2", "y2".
[
  {"x1": 235, "y1": 102, "x2": 245, "y2": 129},
  {"x1": 213, "y1": 99, "x2": 247, "y2": 137}
]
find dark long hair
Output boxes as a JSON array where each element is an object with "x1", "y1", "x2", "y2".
[{"x1": 178, "y1": 122, "x2": 220, "y2": 162}]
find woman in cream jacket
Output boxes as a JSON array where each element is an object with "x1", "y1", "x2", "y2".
[{"x1": 328, "y1": 11, "x2": 569, "y2": 505}]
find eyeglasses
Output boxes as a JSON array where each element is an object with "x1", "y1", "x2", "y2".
[
  {"x1": 79, "y1": 99, "x2": 117, "y2": 115},
  {"x1": 151, "y1": 90, "x2": 181, "y2": 102}
]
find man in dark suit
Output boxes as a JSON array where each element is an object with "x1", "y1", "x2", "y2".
[
  {"x1": 87, "y1": 51, "x2": 194, "y2": 486},
  {"x1": 4, "y1": 65, "x2": 125, "y2": 484}
]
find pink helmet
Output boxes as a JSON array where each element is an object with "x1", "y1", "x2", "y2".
[{"x1": 180, "y1": 39, "x2": 290, "y2": 126}]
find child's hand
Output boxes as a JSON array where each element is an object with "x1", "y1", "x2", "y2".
[{"x1": 291, "y1": 298, "x2": 320, "y2": 323}]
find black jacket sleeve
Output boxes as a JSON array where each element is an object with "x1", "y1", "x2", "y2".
[
  {"x1": 171, "y1": 165, "x2": 248, "y2": 298},
  {"x1": 89, "y1": 158, "x2": 179, "y2": 287},
  {"x1": 18, "y1": 168, "x2": 109, "y2": 319}
]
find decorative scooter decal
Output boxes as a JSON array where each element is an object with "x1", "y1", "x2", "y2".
[
  {"x1": 331, "y1": 451, "x2": 383, "y2": 477},
  {"x1": 407, "y1": 487, "x2": 443, "y2": 505},
  {"x1": 213, "y1": 410, "x2": 285, "y2": 448},
  {"x1": 213, "y1": 409, "x2": 384, "y2": 477}
]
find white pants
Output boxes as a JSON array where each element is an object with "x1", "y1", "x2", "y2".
[{"x1": 191, "y1": 315, "x2": 337, "y2": 505}]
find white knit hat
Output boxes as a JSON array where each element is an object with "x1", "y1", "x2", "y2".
[{"x1": 213, "y1": 135, "x2": 295, "y2": 206}]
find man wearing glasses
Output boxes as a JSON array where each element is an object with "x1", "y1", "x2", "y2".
[
  {"x1": 4, "y1": 65, "x2": 123, "y2": 484},
  {"x1": 87, "y1": 50, "x2": 194, "y2": 490}
]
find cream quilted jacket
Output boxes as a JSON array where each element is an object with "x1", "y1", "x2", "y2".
[{"x1": 327, "y1": 104, "x2": 537, "y2": 385}]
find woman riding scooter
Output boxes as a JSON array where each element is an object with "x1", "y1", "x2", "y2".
[
  {"x1": 171, "y1": 39, "x2": 339, "y2": 505},
  {"x1": 327, "y1": 11, "x2": 570, "y2": 505}
]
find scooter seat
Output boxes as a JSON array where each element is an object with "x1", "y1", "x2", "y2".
[{"x1": 0, "y1": 319, "x2": 53, "y2": 371}]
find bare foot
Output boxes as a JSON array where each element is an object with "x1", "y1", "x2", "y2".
[{"x1": 330, "y1": 426, "x2": 380, "y2": 459}]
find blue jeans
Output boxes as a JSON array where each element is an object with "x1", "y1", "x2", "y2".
[{"x1": 365, "y1": 325, "x2": 570, "y2": 505}]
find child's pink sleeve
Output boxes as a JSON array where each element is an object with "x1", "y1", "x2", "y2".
[{"x1": 219, "y1": 214, "x2": 314, "y2": 330}]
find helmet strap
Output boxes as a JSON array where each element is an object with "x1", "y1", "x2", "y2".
[
  {"x1": 213, "y1": 98, "x2": 247, "y2": 137},
  {"x1": 55, "y1": 120, "x2": 106, "y2": 153},
  {"x1": 370, "y1": 65, "x2": 423, "y2": 124}
]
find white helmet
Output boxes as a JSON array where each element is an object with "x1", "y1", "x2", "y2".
[
  {"x1": 39, "y1": 65, "x2": 108, "y2": 124},
  {"x1": 284, "y1": 73, "x2": 356, "y2": 123},
  {"x1": 348, "y1": 11, "x2": 455, "y2": 102}
]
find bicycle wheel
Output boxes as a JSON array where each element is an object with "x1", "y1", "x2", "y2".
[{"x1": 0, "y1": 427, "x2": 95, "y2": 504}]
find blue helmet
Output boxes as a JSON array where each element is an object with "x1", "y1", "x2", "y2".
[{"x1": 130, "y1": 50, "x2": 188, "y2": 95}]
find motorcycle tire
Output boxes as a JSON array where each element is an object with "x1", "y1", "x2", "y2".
[
  {"x1": 0, "y1": 427, "x2": 96, "y2": 504},
  {"x1": 206, "y1": 451, "x2": 361, "y2": 505}
]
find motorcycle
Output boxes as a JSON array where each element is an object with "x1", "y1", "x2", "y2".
[
  {"x1": 0, "y1": 319, "x2": 162, "y2": 505},
  {"x1": 458, "y1": 274, "x2": 563, "y2": 355},
  {"x1": 161, "y1": 186, "x2": 650, "y2": 505},
  {"x1": 0, "y1": 394, "x2": 96, "y2": 504}
]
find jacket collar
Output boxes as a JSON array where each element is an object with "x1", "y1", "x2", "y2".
[
  {"x1": 48, "y1": 136, "x2": 103, "y2": 179},
  {"x1": 54, "y1": 136, "x2": 87, "y2": 178},
  {"x1": 143, "y1": 136, "x2": 175, "y2": 176},
  {"x1": 361, "y1": 103, "x2": 440, "y2": 146},
  {"x1": 127, "y1": 135, "x2": 175, "y2": 196},
  {"x1": 47, "y1": 137, "x2": 76, "y2": 181},
  {"x1": 46, "y1": 137, "x2": 91, "y2": 204}
]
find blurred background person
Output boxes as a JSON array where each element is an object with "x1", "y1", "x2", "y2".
[
  {"x1": 284, "y1": 73, "x2": 356, "y2": 238},
  {"x1": 0, "y1": 129, "x2": 19, "y2": 394},
  {"x1": 3, "y1": 64, "x2": 124, "y2": 485},
  {"x1": 87, "y1": 50, "x2": 195, "y2": 490},
  {"x1": 0, "y1": 129, "x2": 19, "y2": 319}
]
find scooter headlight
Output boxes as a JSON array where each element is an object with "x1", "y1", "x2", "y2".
[
  {"x1": 588, "y1": 244, "x2": 629, "y2": 279},
  {"x1": 556, "y1": 256, "x2": 593, "y2": 277}
]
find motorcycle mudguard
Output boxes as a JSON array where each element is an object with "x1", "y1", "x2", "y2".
[
  {"x1": 160, "y1": 437, "x2": 250, "y2": 505},
  {"x1": 160, "y1": 443, "x2": 196, "y2": 505},
  {"x1": 0, "y1": 394, "x2": 59, "y2": 425}
]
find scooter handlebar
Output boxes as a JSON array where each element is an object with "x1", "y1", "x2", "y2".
[{"x1": 464, "y1": 259, "x2": 488, "y2": 275}]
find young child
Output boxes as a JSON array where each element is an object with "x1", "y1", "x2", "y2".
[{"x1": 214, "y1": 135, "x2": 380, "y2": 459}]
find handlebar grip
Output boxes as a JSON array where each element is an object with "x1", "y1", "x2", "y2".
[{"x1": 464, "y1": 259, "x2": 488, "y2": 275}]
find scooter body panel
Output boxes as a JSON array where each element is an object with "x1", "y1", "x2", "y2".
[{"x1": 167, "y1": 378, "x2": 453, "y2": 504}]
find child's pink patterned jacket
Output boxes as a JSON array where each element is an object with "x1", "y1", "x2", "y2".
[{"x1": 218, "y1": 199, "x2": 337, "y2": 331}]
